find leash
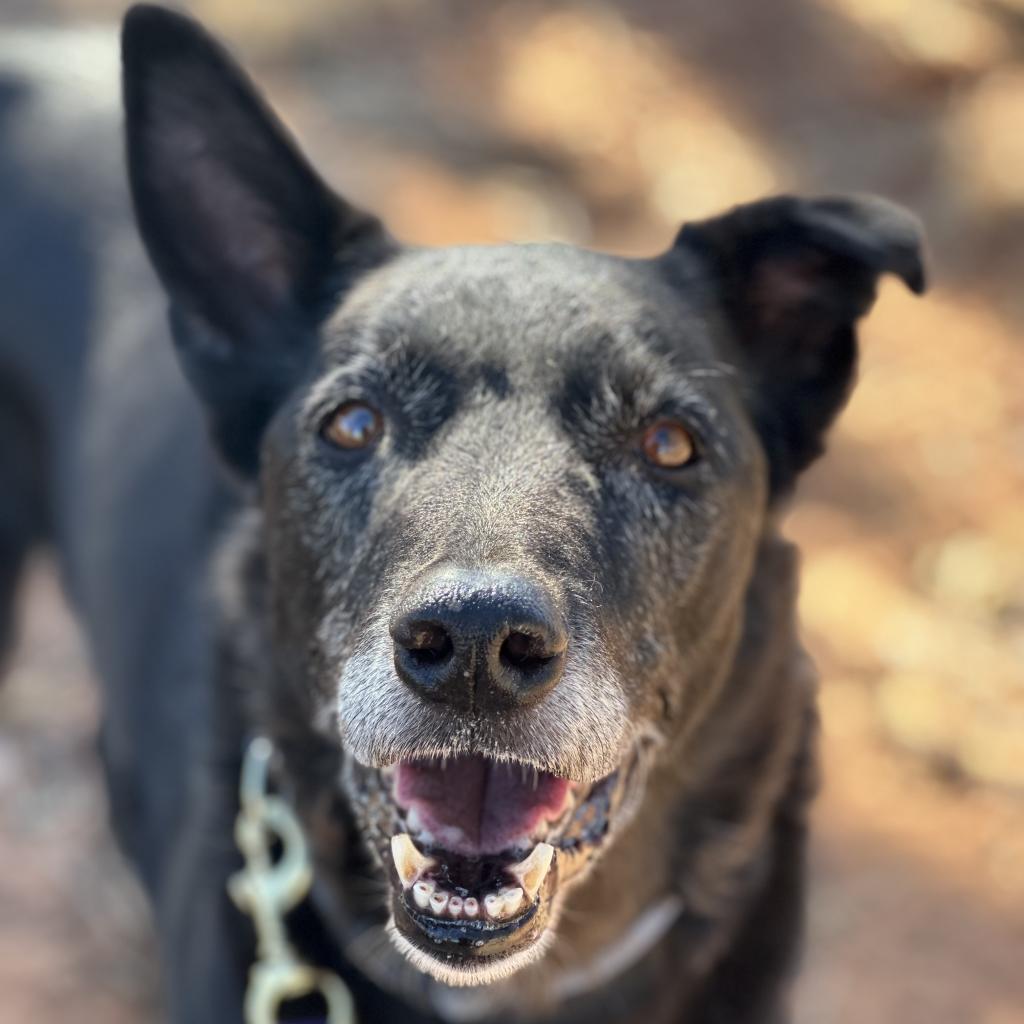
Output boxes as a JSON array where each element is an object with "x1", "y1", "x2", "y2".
[{"x1": 229, "y1": 737, "x2": 356, "y2": 1024}]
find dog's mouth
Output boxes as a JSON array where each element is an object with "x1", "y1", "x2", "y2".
[{"x1": 346, "y1": 748, "x2": 644, "y2": 984}]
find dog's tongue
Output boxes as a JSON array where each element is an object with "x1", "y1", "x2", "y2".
[{"x1": 395, "y1": 756, "x2": 571, "y2": 856}]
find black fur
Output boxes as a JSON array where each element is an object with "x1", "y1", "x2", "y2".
[{"x1": 0, "y1": 6, "x2": 926, "y2": 1022}]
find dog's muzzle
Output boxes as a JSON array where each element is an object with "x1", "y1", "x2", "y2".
[{"x1": 337, "y1": 564, "x2": 647, "y2": 983}]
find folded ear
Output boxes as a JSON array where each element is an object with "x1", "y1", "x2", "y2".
[
  {"x1": 671, "y1": 194, "x2": 926, "y2": 496},
  {"x1": 122, "y1": 4, "x2": 395, "y2": 474}
]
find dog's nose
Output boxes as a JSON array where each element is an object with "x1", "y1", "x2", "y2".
[{"x1": 390, "y1": 568, "x2": 567, "y2": 712}]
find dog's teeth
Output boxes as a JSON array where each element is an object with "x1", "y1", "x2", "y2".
[
  {"x1": 508, "y1": 842, "x2": 555, "y2": 901},
  {"x1": 447, "y1": 896, "x2": 464, "y2": 919},
  {"x1": 390, "y1": 833, "x2": 435, "y2": 889},
  {"x1": 501, "y1": 886, "x2": 524, "y2": 916},
  {"x1": 483, "y1": 887, "x2": 524, "y2": 920},
  {"x1": 412, "y1": 879, "x2": 435, "y2": 910},
  {"x1": 429, "y1": 890, "x2": 449, "y2": 916},
  {"x1": 462, "y1": 897, "x2": 479, "y2": 919}
]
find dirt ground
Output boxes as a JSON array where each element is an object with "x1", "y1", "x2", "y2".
[{"x1": 1, "y1": 1, "x2": 1022, "y2": 1021}]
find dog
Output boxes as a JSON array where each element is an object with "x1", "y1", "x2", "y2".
[{"x1": 0, "y1": 5, "x2": 926, "y2": 1022}]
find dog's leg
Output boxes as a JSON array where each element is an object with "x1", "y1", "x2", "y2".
[
  {"x1": 684, "y1": 719, "x2": 817, "y2": 1024},
  {"x1": 0, "y1": 372, "x2": 48, "y2": 672},
  {"x1": 688, "y1": 815, "x2": 807, "y2": 1024},
  {"x1": 157, "y1": 749, "x2": 252, "y2": 1024}
]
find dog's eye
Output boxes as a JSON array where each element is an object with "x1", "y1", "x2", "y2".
[
  {"x1": 640, "y1": 420, "x2": 697, "y2": 469},
  {"x1": 322, "y1": 401, "x2": 383, "y2": 450}
]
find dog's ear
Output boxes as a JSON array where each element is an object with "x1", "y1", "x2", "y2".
[
  {"x1": 670, "y1": 194, "x2": 926, "y2": 496},
  {"x1": 122, "y1": 4, "x2": 394, "y2": 475}
]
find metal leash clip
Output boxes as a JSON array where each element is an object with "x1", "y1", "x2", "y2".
[{"x1": 229, "y1": 737, "x2": 356, "y2": 1024}]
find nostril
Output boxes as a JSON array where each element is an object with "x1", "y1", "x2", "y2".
[
  {"x1": 403, "y1": 622, "x2": 453, "y2": 666},
  {"x1": 499, "y1": 631, "x2": 560, "y2": 675}
]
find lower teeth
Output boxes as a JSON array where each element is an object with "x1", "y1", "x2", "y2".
[
  {"x1": 390, "y1": 833, "x2": 555, "y2": 921},
  {"x1": 413, "y1": 879, "x2": 435, "y2": 909}
]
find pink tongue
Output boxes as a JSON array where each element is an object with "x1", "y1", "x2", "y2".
[{"x1": 395, "y1": 756, "x2": 571, "y2": 856}]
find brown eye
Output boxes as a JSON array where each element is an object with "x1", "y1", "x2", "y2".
[
  {"x1": 322, "y1": 401, "x2": 383, "y2": 450},
  {"x1": 640, "y1": 420, "x2": 697, "y2": 469}
]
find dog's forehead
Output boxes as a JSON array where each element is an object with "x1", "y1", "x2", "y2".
[{"x1": 330, "y1": 243, "x2": 714, "y2": 371}]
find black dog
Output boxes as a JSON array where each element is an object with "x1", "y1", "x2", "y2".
[{"x1": 0, "y1": 6, "x2": 926, "y2": 1022}]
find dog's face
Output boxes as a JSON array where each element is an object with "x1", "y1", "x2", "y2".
[
  {"x1": 122, "y1": 6, "x2": 925, "y2": 987},
  {"x1": 262, "y1": 245, "x2": 770, "y2": 981}
]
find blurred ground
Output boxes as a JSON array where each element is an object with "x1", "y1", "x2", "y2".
[{"x1": 1, "y1": 0, "x2": 1022, "y2": 1021}]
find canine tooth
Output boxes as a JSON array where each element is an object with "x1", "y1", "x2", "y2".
[
  {"x1": 413, "y1": 879, "x2": 435, "y2": 910},
  {"x1": 462, "y1": 897, "x2": 479, "y2": 919},
  {"x1": 429, "y1": 890, "x2": 449, "y2": 916},
  {"x1": 447, "y1": 896, "x2": 463, "y2": 918},
  {"x1": 508, "y1": 842, "x2": 555, "y2": 901},
  {"x1": 391, "y1": 833, "x2": 435, "y2": 888}
]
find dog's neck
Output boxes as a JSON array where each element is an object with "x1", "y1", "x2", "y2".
[{"x1": 215, "y1": 516, "x2": 815, "y2": 1022}]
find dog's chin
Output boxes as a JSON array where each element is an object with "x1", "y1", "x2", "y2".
[{"x1": 343, "y1": 744, "x2": 647, "y2": 986}]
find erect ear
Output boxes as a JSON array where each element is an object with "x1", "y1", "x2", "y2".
[
  {"x1": 670, "y1": 194, "x2": 926, "y2": 497},
  {"x1": 122, "y1": 4, "x2": 395, "y2": 475}
]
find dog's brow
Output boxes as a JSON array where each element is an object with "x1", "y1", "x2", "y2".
[
  {"x1": 300, "y1": 343, "x2": 460, "y2": 442},
  {"x1": 301, "y1": 361, "x2": 378, "y2": 421},
  {"x1": 563, "y1": 351, "x2": 726, "y2": 427}
]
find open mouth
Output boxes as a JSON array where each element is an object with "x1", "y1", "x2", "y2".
[{"x1": 345, "y1": 749, "x2": 643, "y2": 984}]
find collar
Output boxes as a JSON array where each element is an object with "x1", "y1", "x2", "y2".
[{"x1": 428, "y1": 895, "x2": 685, "y2": 1022}]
